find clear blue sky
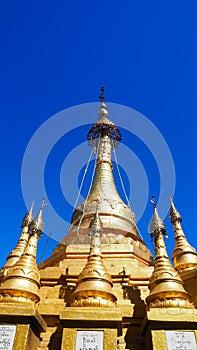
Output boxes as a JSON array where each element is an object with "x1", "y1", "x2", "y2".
[{"x1": 0, "y1": 1, "x2": 197, "y2": 266}]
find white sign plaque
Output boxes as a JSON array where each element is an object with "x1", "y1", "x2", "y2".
[
  {"x1": 75, "y1": 330, "x2": 104, "y2": 350},
  {"x1": 0, "y1": 325, "x2": 16, "y2": 350},
  {"x1": 165, "y1": 331, "x2": 197, "y2": 350}
]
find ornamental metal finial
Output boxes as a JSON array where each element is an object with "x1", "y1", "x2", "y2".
[
  {"x1": 150, "y1": 194, "x2": 156, "y2": 208},
  {"x1": 41, "y1": 198, "x2": 47, "y2": 209},
  {"x1": 21, "y1": 201, "x2": 34, "y2": 228},
  {"x1": 88, "y1": 205, "x2": 103, "y2": 238},
  {"x1": 31, "y1": 198, "x2": 46, "y2": 236},
  {"x1": 169, "y1": 195, "x2": 182, "y2": 223},
  {"x1": 99, "y1": 86, "x2": 105, "y2": 102},
  {"x1": 150, "y1": 195, "x2": 166, "y2": 236}
]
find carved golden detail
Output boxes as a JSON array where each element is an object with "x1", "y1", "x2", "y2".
[
  {"x1": 96, "y1": 159, "x2": 113, "y2": 168},
  {"x1": 146, "y1": 204, "x2": 194, "y2": 309},
  {"x1": 169, "y1": 198, "x2": 197, "y2": 271},
  {"x1": 117, "y1": 335, "x2": 129, "y2": 350},
  {"x1": 148, "y1": 298, "x2": 193, "y2": 309}
]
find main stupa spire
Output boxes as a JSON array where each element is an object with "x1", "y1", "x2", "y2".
[{"x1": 64, "y1": 87, "x2": 138, "y2": 243}]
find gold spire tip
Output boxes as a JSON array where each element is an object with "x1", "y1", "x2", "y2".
[
  {"x1": 149, "y1": 195, "x2": 166, "y2": 236},
  {"x1": 169, "y1": 196, "x2": 182, "y2": 223},
  {"x1": 31, "y1": 198, "x2": 46, "y2": 236},
  {"x1": 21, "y1": 200, "x2": 35, "y2": 228}
]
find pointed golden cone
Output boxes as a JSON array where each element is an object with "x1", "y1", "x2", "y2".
[
  {"x1": 0, "y1": 202, "x2": 44, "y2": 305},
  {"x1": 62, "y1": 98, "x2": 138, "y2": 244},
  {"x1": 169, "y1": 197, "x2": 197, "y2": 271},
  {"x1": 146, "y1": 199, "x2": 194, "y2": 309},
  {"x1": 70, "y1": 210, "x2": 117, "y2": 307},
  {"x1": 3, "y1": 202, "x2": 34, "y2": 269}
]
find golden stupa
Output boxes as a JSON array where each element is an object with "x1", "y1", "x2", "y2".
[
  {"x1": 0, "y1": 201, "x2": 44, "y2": 304},
  {"x1": 169, "y1": 197, "x2": 197, "y2": 271},
  {"x1": 70, "y1": 209, "x2": 117, "y2": 307},
  {"x1": 146, "y1": 197, "x2": 194, "y2": 309},
  {"x1": 0, "y1": 202, "x2": 34, "y2": 283},
  {"x1": 0, "y1": 89, "x2": 197, "y2": 350}
]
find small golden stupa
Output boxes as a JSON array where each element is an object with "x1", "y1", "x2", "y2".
[
  {"x1": 169, "y1": 196, "x2": 197, "y2": 271},
  {"x1": 70, "y1": 208, "x2": 117, "y2": 307},
  {"x1": 0, "y1": 202, "x2": 34, "y2": 279},
  {"x1": 146, "y1": 196, "x2": 194, "y2": 309},
  {"x1": 0, "y1": 201, "x2": 45, "y2": 304}
]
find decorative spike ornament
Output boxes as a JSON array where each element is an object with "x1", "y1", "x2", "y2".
[
  {"x1": 0, "y1": 201, "x2": 44, "y2": 305},
  {"x1": 70, "y1": 210, "x2": 117, "y2": 307},
  {"x1": 21, "y1": 200, "x2": 35, "y2": 228},
  {"x1": 31, "y1": 198, "x2": 45, "y2": 236},
  {"x1": 146, "y1": 196, "x2": 194, "y2": 309},
  {"x1": 169, "y1": 197, "x2": 197, "y2": 271}
]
